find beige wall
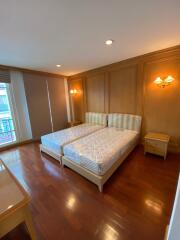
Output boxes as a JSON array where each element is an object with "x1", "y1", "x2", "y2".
[
  {"x1": 68, "y1": 45, "x2": 180, "y2": 152},
  {"x1": 23, "y1": 73, "x2": 67, "y2": 139}
]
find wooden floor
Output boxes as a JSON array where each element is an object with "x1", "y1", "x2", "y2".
[{"x1": 0, "y1": 143, "x2": 180, "y2": 240}]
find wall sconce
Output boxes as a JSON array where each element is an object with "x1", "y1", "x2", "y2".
[
  {"x1": 70, "y1": 89, "x2": 80, "y2": 94},
  {"x1": 154, "y1": 75, "x2": 174, "y2": 88}
]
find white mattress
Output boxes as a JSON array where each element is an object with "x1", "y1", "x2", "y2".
[
  {"x1": 63, "y1": 127, "x2": 139, "y2": 175},
  {"x1": 41, "y1": 123, "x2": 104, "y2": 155}
]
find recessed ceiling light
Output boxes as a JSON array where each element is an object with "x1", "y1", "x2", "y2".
[
  {"x1": 56, "y1": 64, "x2": 61, "y2": 67},
  {"x1": 105, "y1": 39, "x2": 113, "y2": 45}
]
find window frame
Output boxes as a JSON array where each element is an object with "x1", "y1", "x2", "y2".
[{"x1": 0, "y1": 83, "x2": 19, "y2": 147}]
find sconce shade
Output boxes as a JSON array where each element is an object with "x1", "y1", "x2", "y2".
[
  {"x1": 70, "y1": 88, "x2": 81, "y2": 94},
  {"x1": 164, "y1": 75, "x2": 174, "y2": 83},
  {"x1": 154, "y1": 75, "x2": 174, "y2": 88},
  {"x1": 154, "y1": 77, "x2": 163, "y2": 84},
  {"x1": 73, "y1": 89, "x2": 78, "y2": 94}
]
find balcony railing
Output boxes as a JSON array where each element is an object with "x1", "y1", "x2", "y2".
[{"x1": 0, "y1": 117, "x2": 16, "y2": 146}]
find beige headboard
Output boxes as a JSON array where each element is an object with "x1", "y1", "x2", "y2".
[
  {"x1": 108, "y1": 113, "x2": 142, "y2": 132},
  {"x1": 85, "y1": 112, "x2": 107, "y2": 126}
]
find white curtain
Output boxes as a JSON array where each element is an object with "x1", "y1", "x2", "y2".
[{"x1": 10, "y1": 70, "x2": 32, "y2": 142}]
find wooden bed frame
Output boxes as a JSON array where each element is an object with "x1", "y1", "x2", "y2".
[
  {"x1": 62, "y1": 141, "x2": 138, "y2": 192},
  {"x1": 40, "y1": 144, "x2": 62, "y2": 163}
]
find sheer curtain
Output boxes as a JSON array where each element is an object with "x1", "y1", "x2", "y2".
[{"x1": 10, "y1": 70, "x2": 32, "y2": 142}]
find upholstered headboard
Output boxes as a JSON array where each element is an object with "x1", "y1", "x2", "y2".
[
  {"x1": 85, "y1": 112, "x2": 107, "y2": 126},
  {"x1": 108, "y1": 113, "x2": 142, "y2": 132}
]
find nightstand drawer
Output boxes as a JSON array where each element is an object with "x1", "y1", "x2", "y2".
[
  {"x1": 145, "y1": 139, "x2": 168, "y2": 157},
  {"x1": 146, "y1": 139, "x2": 167, "y2": 149},
  {"x1": 145, "y1": 143, "x2": 164, "y2": 156},
  {"x1": 144, "y1": 132, "x2": 170, "y2": 160}
]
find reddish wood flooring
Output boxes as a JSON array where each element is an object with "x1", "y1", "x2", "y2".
[{"x1": 0, "y1": 143, "x2": 180, "y2": 240}]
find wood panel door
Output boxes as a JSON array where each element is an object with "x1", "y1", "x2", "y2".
[
  {"x1": 23, "y1": 73, "x2": 52, "y2": 139},
  {"x1": 47, "y1": 77, "x2": 67, "y2": 131}
]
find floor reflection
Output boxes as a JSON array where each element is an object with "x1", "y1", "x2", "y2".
[
  {"x1": 43, "y1": 159, "x2": 61, "y2": 178},
  {"x1": 145, "y1": 198, "x2": 163, "y2": 215},
  {"x1": 66, "y1": 194, "x2": 76, "y2": 210},
  {"x1": 103, "y1": 223, "x2": 119, "y2": 240}
]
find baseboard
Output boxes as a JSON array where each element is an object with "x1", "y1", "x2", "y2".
[{"x1": 0, "y1": 139, "x2": 38, "y2": 152}]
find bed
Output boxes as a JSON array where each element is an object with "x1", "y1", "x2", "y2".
[
  {"x1": 40, "y1": 112, "x2": 107, "y2": 162},
  {"x1": 62, "y1": 113, "x2": 142, "y2": 192}
]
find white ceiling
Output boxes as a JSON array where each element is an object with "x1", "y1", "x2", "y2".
[{"x1": 0, "y1": 0, "x2": 180, "y2": 76}]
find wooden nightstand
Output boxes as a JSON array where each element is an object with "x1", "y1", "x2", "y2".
[
  {"x1": 67, "y1": 121, "x2": 82, "y2": 128},
  {"x1": 144, "y1": 132, "x2": 170, "y2": 160}
]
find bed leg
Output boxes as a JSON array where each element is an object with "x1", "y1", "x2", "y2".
[{"x1": 98, "y1": 184, "x2": 103, "y2": 192}]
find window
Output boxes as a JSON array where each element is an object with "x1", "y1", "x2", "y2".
[{"x1": 0, "y1": 83, "x2": 17, "y2": 146}]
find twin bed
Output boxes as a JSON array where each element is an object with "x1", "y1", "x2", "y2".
[
  {"x1": 40, "y1": 112, "x2": 142, "y2": 191},
  {"x1": 40, "y1": 112, "x2": 107, "y2": 161}
]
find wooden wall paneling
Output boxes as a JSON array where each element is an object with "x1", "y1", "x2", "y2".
[
  {"x1": 68, "y1": 77, "x2": 84, "y2": 122},
  {"x1": 136, "y1": 62, "x2": 144, "y2": 116},
  {"x1": 82, "y1": 76, "x2": 87, "y2": 116},
  {"x1": 104, "y1": 72, "x2": 110, "y2": 113},
  {"x1": 23, "y1": 73, "x2": 52, "y2": 140},
  {"x1": 67, "y1": 45, "x2": 180, "y2": 152},
  {"x1": 85, "y1": 73, "x2": 105, "y2": 113},
  {"x1": 47, "y1": 77, "x2": 68, "y2": 132},
  {"x1": 108, "y1": 64, "x2": 138, "y2": 114},
  {"x1": 143, "y1": 55, "x2": 180, "y2": 152}
]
